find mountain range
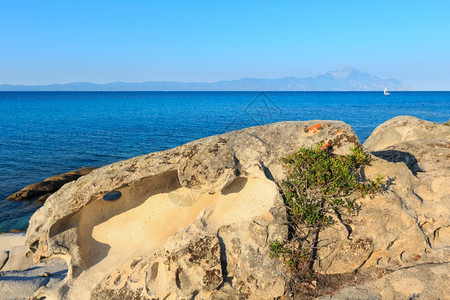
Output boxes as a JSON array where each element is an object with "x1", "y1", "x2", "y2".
[{"x1": 0, "y1": 66, "x2": 411, "y2": 91}]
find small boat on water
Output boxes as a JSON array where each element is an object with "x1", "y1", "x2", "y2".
[{"x1": 384, "y1": 88, "x2": 390, "y2": 95}]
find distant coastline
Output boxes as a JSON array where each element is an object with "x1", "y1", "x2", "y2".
[{"x1": 0, "y1": 66, "x2": 410, "y2": 92}]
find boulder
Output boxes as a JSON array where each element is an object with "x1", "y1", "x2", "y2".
[
  {"x1": 313, "y1": 156, "x2": 449, "y2": 274},
  {"x1": 363, "y1": 115, "x2": 450, "y2": 151},
  {"x1": 6, "y1": 167, "x2": 97, "y2": 202},
  {"x1": 25, "y1": 120, "x2": 360, "y2": 300},
  {"x1": 311, "y1": 116, "x2": 449, "y2": 298}
]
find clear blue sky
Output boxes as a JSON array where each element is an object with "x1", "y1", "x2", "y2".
[{"x1": 1, "y1": 1, "x2": 449, "y2": 90}]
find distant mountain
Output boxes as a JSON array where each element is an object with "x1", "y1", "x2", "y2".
[{"x1": 0, "y1": 66, "x2": 411, "y2": 91}]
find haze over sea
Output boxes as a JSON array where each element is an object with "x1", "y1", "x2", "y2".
[{"x1": 0, "y1": 91, "x2": 449, "y2": 232}]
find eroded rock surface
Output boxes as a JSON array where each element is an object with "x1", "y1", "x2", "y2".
[
  {"x1": 311, "y1": 116, "x2": 450, "y2": 298},
  {"x1": 0, "y1": 233, "x2": 67, "y2": 299},
  {"x1": 21, "y1": 117, "x2": 450, "y2": 299},
  {"x1": 317, "y1": 263, "x2": 450, "y2": 300},
  {"x1": 363, "y1": 115, "x2": 450, "y2": 151},
  {"x1": 26, "y1": 120, "x2": 359, "y2": 299}
]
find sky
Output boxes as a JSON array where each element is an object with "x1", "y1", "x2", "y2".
[{"x1": 1, "y1": 1, "x2": 449, "y2": 90}]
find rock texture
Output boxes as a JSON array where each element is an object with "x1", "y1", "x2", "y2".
[
  {"x1": 13, "y1": 116, "x2": 449, "y2": 299},
  {"x1": 6, "y1": 167, "x2": 96, "y2": 203},
  {"x1": 311, "y1": 116, "x2": 450, "y2": 298},
  {"x1": 317, "y1": 263, "x2": 450, "y2": 300},
  {"x1": 0, "y1": 233, "x2": 34, "y2": 272},
  {"x1": 0, "y1": 233, "x2": 67, "y2": 299},
  {"x1": 363, "y1": 115, "x2": 450, "y2": 151},
  {"x1": 25, "y1": 120, "x2": 359, "y2": 299}
]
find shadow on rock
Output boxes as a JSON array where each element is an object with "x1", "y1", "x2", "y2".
[{"x1": 372, "y1": 150, "x2": 423, "y2": 176}]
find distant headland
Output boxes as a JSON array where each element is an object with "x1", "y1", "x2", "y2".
[{"x1": 0, "y1": 66, "x2": 410, "y2": 91}]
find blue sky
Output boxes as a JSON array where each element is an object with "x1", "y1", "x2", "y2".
[{"x1": 1, "y1": 1, "x2": 449, "y2": 90}]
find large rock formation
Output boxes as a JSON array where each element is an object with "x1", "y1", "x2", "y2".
[
  {"x1": 25, "y1": 120, "x2": 360, "y2": 299},
  {"x1": 312, "y1": 116, "x2": 449, "y2": 298},
  {"x1": 9, "y1": 116, "x2": 448, "y2": 299}
]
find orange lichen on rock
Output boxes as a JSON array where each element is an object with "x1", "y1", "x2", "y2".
[
  {"x1": 333, "y1": 129, "x2": 345, "y2": 135},
  {"x1": 321, "y1": 143, "x2": 331, "y2": 150},
  {"x1": 307, "y1": 123, "x2": 323, "y2": 134}
]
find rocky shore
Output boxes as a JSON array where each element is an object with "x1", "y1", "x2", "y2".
[
  {"x1": 6, "y1": 167, "x2": 96, "y2": 203},
  {"x1": 0, "y1": 116, "x2": 448, "y2": 299}
]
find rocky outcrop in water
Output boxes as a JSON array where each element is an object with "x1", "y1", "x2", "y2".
[
  {"x1": 1, "y1": 116, "x2": 448, "y2": 299},
  {"x1": 6, "y1": 167, "x2": 96, "y2": 203}
]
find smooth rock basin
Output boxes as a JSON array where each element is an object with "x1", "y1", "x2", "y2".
[{"x1": 63, "y1": 173, "x2": 277, "y2": 299}]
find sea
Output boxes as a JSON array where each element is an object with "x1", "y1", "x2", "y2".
[{"x1": 0, "y1": 91, "x2": 449, "y2": 232}]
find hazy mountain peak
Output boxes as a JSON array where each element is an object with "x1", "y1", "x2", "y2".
[{"x1": 325, "y1": 65, "x2": 365, "y2": 79}]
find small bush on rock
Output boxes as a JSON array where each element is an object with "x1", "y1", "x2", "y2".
[{"x1": 270, "y1": 143, "x2": 383, "y2": 276}]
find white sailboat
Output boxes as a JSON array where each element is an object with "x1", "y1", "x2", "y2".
[{"x1": 384, "y1": 88, "x2": 390, "y2": 95}]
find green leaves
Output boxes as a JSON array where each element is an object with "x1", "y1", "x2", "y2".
[{"x1": 270, "y1": 143, "x2": 384, "y2": 273}]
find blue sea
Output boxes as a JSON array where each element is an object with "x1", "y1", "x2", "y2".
[{"x1": 0, "y1": 91, "x2": 449, "y2": 232}]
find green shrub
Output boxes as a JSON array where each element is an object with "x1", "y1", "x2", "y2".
[
  {"x1": 443, "y1": 120, "x2": 450, "y2": 126},
  {"x1": 270, "y1": 143, "x2": 383, "y2": 274}
]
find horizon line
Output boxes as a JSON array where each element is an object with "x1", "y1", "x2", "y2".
[{"x1": 3, "y1": 90, "x2": 449, "y2": 92}]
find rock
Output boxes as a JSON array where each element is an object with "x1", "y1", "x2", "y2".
[
  {"x1": 363, "y1": 115, "x2": 450, "y2": 151},
  {"x1": 0, "y1": 233, "x2": 67, "y2": 299},
  {"x1": 0, "y1": 258, "x2": 67, "y2": 300},
  {"x1": 24, "y1": 120, "x2": 360, "y2": 299},
  {"x1": 17, "y1": 117, "x2": 449, "y2": 299},
  {"x1": 311, "y1": 116, "x2": 449, "y2": 299},
  {"x1": 39, "y1": 272, "x2": 51, "y2": 277},
  {"x1": 0, "y1": 251, "x2": 8, "y2": 270},
  {"x1": 0, "y1": 233, "x2": 34, "y2": 272},
  {"x1": 317, "y1": 263, "x2": 450, "y2": 299},
  {"x1": 315, "y1": 116, "x2": 450, "y2": 276},
  {"x1": 0, "y1": 272, "x2": 50, "y2": 300},
  {"x1": 375, "y1": 263, "x2": 449, "y2": 299},
  {"x1": 6, "y1": 167, "x2": 96, "y2": 201},
  {"x1": 314, "y1": 158, "x2": 438, "y2": 274},
  {"x1": 91, "y1": 235, "x2": 223, "y2": 299}
]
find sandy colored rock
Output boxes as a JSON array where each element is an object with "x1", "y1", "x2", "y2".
[
  {"x1": 315, "y1": 116, "x2": 450, "y2": 275},
  {"x1": 16, "y1": 117, "x2": 449, "y2": 299},
  {"x1": 0, "y1": 233, "x2": 33, "y2": 272},
  {"x1": 24, "y1": 120, "x2": 360, "y2": 300},
  {"x1": 363, "y1": 115, "x2": 450, "y2": 151},
  {"x1": 0, "y1": 233, "x2": 67, "y2": 299},
  {"x1": 0, "y1": 258, "x2": 67, "y2": 300},
  {"x1": 91, "y1": 235, "x2": 223, "y2": 299},
  {"x1": 314, "y1": 158, "x2": 442, "y2": 274},
  {"x1": 318, "y1": 263, "x2": 450, "y2": 299}
]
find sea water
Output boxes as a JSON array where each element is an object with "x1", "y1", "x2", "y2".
[{"x1": 0, "y1": 91, "x2": 449, "y2": 232}]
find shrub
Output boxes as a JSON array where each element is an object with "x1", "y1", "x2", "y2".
[{"x1": 270, "y1": 143, "x2": 383, "y2": 274}]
